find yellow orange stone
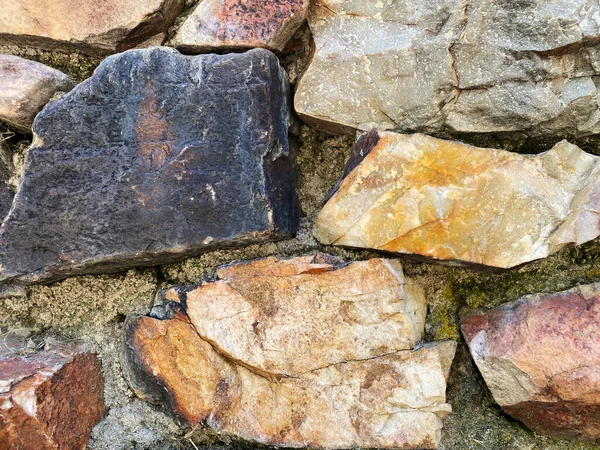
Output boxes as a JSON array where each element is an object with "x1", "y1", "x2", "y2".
[{"x1": 314, "y1": 132, "x2": 600, "y2": 269}]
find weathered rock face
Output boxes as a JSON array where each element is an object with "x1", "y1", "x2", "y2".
[
  {"x1": 295, "y1": 0, "x2": 600, "y2": 137},
  {"x1": 0, "y1": 48, "x2": 298, "y2": 285},
  {"x1": 314, "y1": 131, "x2": 600, "y2": 269},
  {"x1": 164, "y1": 254, "x2": 427, "y2": 377},
  {"x1": 0, "y1": 55, "x2": 75, "y2": 132},
  {"x1": 462, "y1": 283, "x2": 600, "y2": 441},
  {"x1": 0, "y1": 0, "x2": 184, "y2": 55},
  {"x1": 0, "y1": 340, "x2": 106, "y2": 449},
  {"x1": 172, "y1": 0, "x2": 310, "y2": 52},
  {"x1": 125, "y1": 255, "x2": 457, "y2": 449},
  {"x1": 0, "y1": 141, "x2": 14, "y2": 221}
]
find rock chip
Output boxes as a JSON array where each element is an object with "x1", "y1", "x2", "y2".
[
  {"x1": 125, "y1": 255, "x2": 456, "y2": 449},
  {"x1": 295, "y1": 0, "x2": 600, "y2": 137},
  {"x1": 0, "y1": 48, "x2": 298, "y2": 285},
  {"x1": 163, "y1": 254, "x2": 427, "y2": 377},
  {"x1": 0, "y1": 55, "x2": 75, "y2": 132},
  {"x1": 0, "y1": 0, "x2": 184, "y2": 55},
  {"x1": 0, "y1": 340, "x2": 107, "y2": 449},
  {"x1": 462, "y1": 283, "x2": 600, "y2": 441},
  {"x1": 172, "y1": 0, "x2": 310, "y2": 52},
  {"x1": 314, "y1": 131, "x2": 600, "y2": 269}
]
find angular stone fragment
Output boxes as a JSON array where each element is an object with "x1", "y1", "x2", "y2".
[
  {"x1": 0, "y1": 48, "x2": 298, "y2": 285},
  {"x1": 295, "y1": 0, "x2": 600, "y2": 137},
  {"x1": 125, "y1": 255, "x2": 455, "y2": 449},
  {"x1": 172, "y1": 0, "x2": 310, "y2": 52},
  {"x1": 0, "y1": 340, "x2": 106, "y2": 449},
  {"x1": 162, "y1": 254, "x2": 428, "y2": 377},
  {"x1": 0, "y1": 0, "x2": 184, "y2": 55},
  {"x1": 314, "y1": 131, "x2": 600, "y2": 269},
  {"x1": 0, "y1": 55, "x2": 75, "y2": 132},
  {"x1": 462, "y1": 283, "x2": 600, "y2": 441}
]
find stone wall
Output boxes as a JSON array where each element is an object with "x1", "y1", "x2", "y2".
[{"x1": 1, "y1": 1, "x2": 600, "y2": 449}]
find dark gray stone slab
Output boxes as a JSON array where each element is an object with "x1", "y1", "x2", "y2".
[{"x1": 0, "y1": 47, "x2": 298, "y2": 285}]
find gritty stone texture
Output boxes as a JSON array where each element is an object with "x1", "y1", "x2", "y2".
[
  {"x1": 0, "y1": 55, "x2": 75, "y2": 132},
  {"x1": 295, "y1": 0, "x2": 600, "y2": 137},
  {"x1": 0, "y1": 269, "x2": 157, "y2": 332},
  {"x1": 161, "y1": 254, "x2": 427, "y2": 377},
  {"x1": 315, "y1": 131, "x2": 600, "y2": 269},
  {"x1": 3, "y1": 107, "x2": 598, "y2": 450},
  {"x1": 0, "y1": 47, "x2": 298, "y2": 285},
  {"x1": 0, "y1": 0, "x2": 185, "y2": 55},
  {"x1": 171, "y1": 0, "x2": 310, "y2": 52},
  {"x1": 0, "y1": 340, "x2": 106, "y2": 449},
  {"x1": 125, "y1": 307, "x2": 456, "y2": 449},
  {"x1": 0, "y1": 140, "x2": 14, "y2": 221},
  {"x1": 462, "y1": 283, "x2": 600, "y2": 441}
]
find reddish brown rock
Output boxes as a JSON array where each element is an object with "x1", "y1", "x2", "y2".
[
  {"x1": 124, "y1": 255, "x2": 456, "y2": 449},
  {"x1": 0, "y1": 0, "x2": 184, "y2": 55},
  {"x1": 171, "y1": 0, "x2": 310, "y2": 52},
  {"x1": 462, "y1": 283, "x2": 600, "y2": 441},
  {"x1": 0, "y1": 55, "x2": 75, "y2": 132},
  {"x1": 0, "y1": 340, "x2": 107, "y2": 449}
]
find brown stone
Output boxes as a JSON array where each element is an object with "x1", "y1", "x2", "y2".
[
  {"x1": 0, "y1": 55, "x2": 75, "y2": 132},
  {"x1": 462, "y1": 283, "x2": 600, "y2": 441},
  {"x1": 124, "y1": 255, "x2": 456, "y2": 449},
  {"x1": 0, "y1": 340, "x2": 107, "y2": 449},
  {"x1": 314, "y1": 131, "x2": 600, "y2": 269},
  {"x1": 171, "y1": 0, "x2": 310, "y2": 52},
  {"x1": 0, "y1": 0, "x2": 184, "y2": 55}
]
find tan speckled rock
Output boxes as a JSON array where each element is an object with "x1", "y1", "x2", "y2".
[
  {"x1": 295, "y1": 0, "x2": 600, "y2": 137},
  {"x1": 0, "y1": 55, "x2": 75, "y2": 132},
  {"x1": 462, "y1": 283, "x2": 600, "y2": 441},
  {"x1": 0, "y1": 0, "x2": 184, "y2": 55},
  {"x1": 126, "y1": 318, "x2": 455, "y2": 449},
  {"x1": 0, "y1": 340, "x2": 106, "y2": 449},
  {"x1": 314, "y1": 131, "x2": 600, "y2": 269},
  {"x1": 169, "y1": 254, "x2": 427, "y2": 377},
  {"x1": 171, "y1": 0, "x2": 310, "y2": 52},
  {"x1": 125, "y1": 255, "x2": 456, "y2": 449}
]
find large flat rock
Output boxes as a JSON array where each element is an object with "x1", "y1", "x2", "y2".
[
  {"x1": 314, "y1": 131, "x2": 600, "y2": 269},
  {"x1": 0, "y1": 55, "x2": 75, "y2": 132},
  {"x1": 171, "y1": 0, "x2": 310, "y2": 52},
  {"x1": 162, "y1": 254, "x2": 427, "y2": 377},
  {"x1": 0, "y1": 340, "x2": 106, "y2": 450},
  {"x1": 0, "y1": 0, "x2": 184, "y2": 55},
  {"x1": 0, "y1": 48, "x2": 298, "y2": 285},
  {"x1": 125, "y1": 255, "x2": 456, "y2": 449},
  {"x1": 295, "y1": 0, "x2": 600, "y2": 137},
  {"x1": 462, "y1": 283, "x2": 600, "y2": 441}
]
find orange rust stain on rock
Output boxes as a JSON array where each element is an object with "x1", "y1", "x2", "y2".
[{"x1": 135, "y1": 91, "x2": 175, "y2": 171}]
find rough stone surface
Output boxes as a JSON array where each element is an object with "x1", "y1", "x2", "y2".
[
  {"x1": 0, "y1": 140, "x2": 14, "y2": 221},
  {"x1": 172, "y1": 0, "x2": 310, "y2": 52},
  {"x1": 295, "y1": 0, "x2": 600, "y2": 137},
  {"x1": 0, "y1": 0, "x2": 184, "y2": 55},
  {"x1": 462, "y1": 283, "x2": 600, "y2": 441},
  {"x1": 124, "y1": 255, "x2": 456, "y2": 449},
  {"x1": 162, "y1": 254, "x2": 428, "y2": 377},
  {"x1": 0, "y1": 340, "x2": 106, "y2": 449},
  {"x1": 0, "y1": 47, "x2": 298, "y2": 285},
  {"x1": 0, "y1": 55, "x2": 75, "y2": 132},
  {"x1": 125, "y1": 321, "x2": 455, "y2": 449},
  {"x1": 314, "y1": 131, "x2": 600, "y2": 269}
]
